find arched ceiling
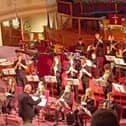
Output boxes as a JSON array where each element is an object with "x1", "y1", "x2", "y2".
[{"x1": 0, "y1": 0, "x2": 57, "y2": 22}]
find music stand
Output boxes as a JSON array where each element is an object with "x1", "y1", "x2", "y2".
[
  {"x1": 113, "y1": 83, "x2": 126, "y2": 105},
  {"x1": 93, "y1": 78, "x2": 106, "y2": 100},
  {"x1": 114, "y1": 57, "x2": 126, "y2": 79},
  {"x1": 66, "y1": 78, "x2": 80, "y2": 86},
  {"x1": 44, "y1": 76, "x2": 57, "y2": 96},
  {"x1": 2, "y1": 68, "x2": 16, "y2": 76},
  {"x1": 105, "y1": 55, "x2": 115, "y2": 62},
  {"x1": 93, "y1": 78, "x2": 106, "y2": 87}
]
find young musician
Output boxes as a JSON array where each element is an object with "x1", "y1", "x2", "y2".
[
  {"x1": 54, "y1": 85, "x2": 73, "y2": 125},
  {"x1": 46, "y1": 40, "x2": 55, "y2": 55},
  {"x1": 94, "y1": 33, "x2": 105, "y2": 77},
  {"x1": 66, "y1": 56, "x2": 79, "y2": 102},
  {"x1": 74, "y1": 38, "x2": 85, "y2": 55},
  {"x1": 35, "y1": 81, "x2": 46, "y2": 97},
  {"x1": 103, "y1": 92, "x2": 118, "y2": 114},
  {"x1": 13, "y1": 52, "x2": 28, "y2": 88},
  {"x1": 79, "y1": 57, "x2": 92, "y2": 94},
  {"x1": 106, "y1": 35, "x2": 117, "y2": 56},
  {"x1": 6, "y1": 77, "x2": 16, "y2": 96},
  {"x1": 2, "y1": 77, "x2": 16, "y2": 114},
  {"x1": 102, "y1": 64, "x2": 113, "y2": 98},
  {"x1": 81, "y1": 88, "x2": 96, "y2": 114},
  {"x1": 52, "y1": 55, "x2": 62, "y2": 95},
  {"x1": 74, "y1": 88, "x2": 96, "y2": 126},
  {"x1": 122, "y1": 36, "x2": 126, "y2": 63}
]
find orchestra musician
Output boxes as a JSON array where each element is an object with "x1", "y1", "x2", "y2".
[
  {"x1": 34, "y1": 81, "x2": 46, "y2": 97},
  {"x1": 46, "y1": 40, "x2": 55, "y2": 55},
  {"x1": 53, "y1": 84, "x2": 73, "y2": 125},
  {"x1": 66, "y1": 56, "x2": 79, "y2": 102},
  {"x1": 13, "y1": 52, "x2": 28, "y2": 88},
  {"x1": 122, "y1": 36, "x2": 126, "y2": 63},
  {"x1": 74, "y1": 38, "x2": 85, "y2": 55},
  {"x1": 106, "y1": 35, "x2": 118, "y2": 56},
  {"x1": 2, "y1": 77, "x2": 16, "y2": 114},
  {"x1": 93, "y1": 33, "x2": 105, "y2": 77},
  {"x1": 88, "y1": 50, "x2": 97, "y2": 78},
  {"x1": 74, "y1": 88, "x2": 96, "y2": 126},
  {"x1": 79, "y1": 56, "x2": 92, "y2": 94},
  {"x1": 51, "y1": 55, "x2": 62, "y2": 95},
  {"x1": 102, "y1": 64, "x2": 113, "y2": 98},
  {"x1": 103, "y1": 92, "x2": 118, "y2": 114},
  {"x1": 34, "y1": 81, "x2": 47, "y2": 121},
  {"x1": 6, "y1": 77, "x2": 16, "y2": 96}
]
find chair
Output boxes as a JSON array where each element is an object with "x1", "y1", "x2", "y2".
[
  {"x1": 117, "y1": 104, "x2": 123, "y2": 121},
  {"x1": 3, "y1": 114, "x2": 23, "y2": 126},
  {"x1": 82, "y1": 113, "x2": 91, "y2": 126}
]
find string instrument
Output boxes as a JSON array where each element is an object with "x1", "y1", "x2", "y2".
[
  {"x1": 116, "y1": 42, "x2": 123, "y2": 58},
  {"x1": 106, "y1": 41, "x2": 119, "y2": 55}
]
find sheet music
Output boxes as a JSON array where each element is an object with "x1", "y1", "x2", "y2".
[
  {"x1": 26, "y1": 75, "x2": 40, "y2": 82},
  {"x1": 114, "y1": 57, "x2": 126, "y2": 66},
  {"x1": 44, "y1": 75, "x2": 57, "y2": 83},
  {"x1": 105, "y1": 55, "x2": 115, "y2": 62},
  {"x1": 0, "y1": 61, "x2": 13, "y2": 66},
  {"x1": 112, "y1": 83, "x2": 126, "y2": 93},
  {"x1": 0, "y1": 58, "x2": 7, "y2": 63},
  {"x1": 86, "y1": 59, "x2": 93, "y2": 67},
  {"x1": 2, "y1": 68, "x2": 16, "y2": 75},
  {"x1": 66, "y1": 78, "x2": 80, "y2": 85},
  {"x1": 93, "y1": 78, "x2": 106, "y2": 87},
  {"x1": 32, "y1": 96, "x2": 47, "y2": 107}
]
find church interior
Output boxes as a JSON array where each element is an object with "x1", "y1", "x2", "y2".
[{"x1": 0, "y1": 0, "x2": 126, "y2": 126}]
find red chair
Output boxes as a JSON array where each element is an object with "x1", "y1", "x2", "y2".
[
  {"x1": 3, "y1": 114, "x2": 23, "y2": 126},
  {"x1": 117, "y1": 104, "x2": 123, "y2": 121}
]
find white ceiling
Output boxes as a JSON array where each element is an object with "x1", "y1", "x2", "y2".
[{"x1": 0, "y1": 0, "x2": 57, "y2": 22}]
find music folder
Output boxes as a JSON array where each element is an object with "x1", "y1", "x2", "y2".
[{"x1": 66, "y1": 78, "x2": 79, "y2": 85}]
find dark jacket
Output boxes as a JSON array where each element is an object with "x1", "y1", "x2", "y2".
[{"x1": 18, "y1": 92, "x2": 41, "y2": 122}]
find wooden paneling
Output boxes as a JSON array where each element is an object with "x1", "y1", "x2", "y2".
[{"x1": 1, "y1": 20, "x2": 22, "y2": 46}]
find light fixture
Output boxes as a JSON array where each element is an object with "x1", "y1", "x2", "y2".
[{"x1": 12, "y1": 0, "x2": 20, "y2": 29}]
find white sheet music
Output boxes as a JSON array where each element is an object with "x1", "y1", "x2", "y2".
[
  {"x1": 44, "y1": 75, "x2": 57, "y2": 83},
  {"x1": 114, "y1": 57, "x2": 126, "y2": 65},
  {"x1": 26, "y1": 75, "x2": 40, "y2": 82},
  {"x1": 2, "y1": 68, "x2": 16, "y2": 75},
  {"x1": 113, "y1": 83, "x2": 126, "y2": 93},
  {"x1": 93, "y1": 78, "x2": 106, "y2": 87},
  {"x1": 66, "y1": 78, "x2": 80, "y2": 85},
  {"x1": 0, "y1": 58, "x2": 7, "y2": 63},
  {"x1": 32, "y1": 96, "x2": 47, "y2": 107},
  {"x1": 105, "y1": 55, "x2": 115, "y2": 62}
]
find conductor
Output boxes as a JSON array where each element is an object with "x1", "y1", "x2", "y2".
[{"x1": 18, "y1": 84, "x2": 41, "y2": 125}]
